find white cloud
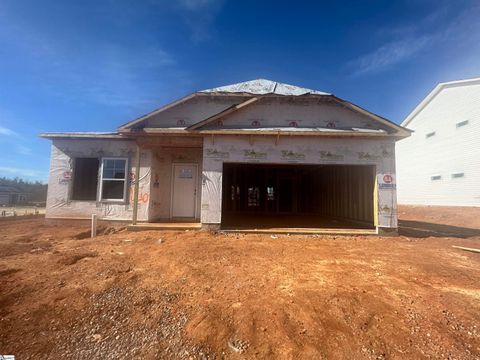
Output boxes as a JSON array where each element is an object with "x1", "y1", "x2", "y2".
[
  {"x1": 0, "y1": 126, "x2": 17, "y2": 136},
  {"x1": 349, "y1": 3, "x2": 480, "y2": 76},
  {"x1": 0, "y1": 166, "x2": 47, "y2": 180},
  {"x1": 176, "y1": 0, "x2": 223, "y2": 42},
  {"x1": 351, "y1": 36, "x2": 431, "y2": 75}
]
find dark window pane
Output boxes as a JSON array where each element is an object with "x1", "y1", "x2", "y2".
[
  {"x1": 113, "y1": 169, "x2": 125, "y2": 179},
  {"x1": 102, "y1": 180, "x2": 125, "y2": 200},
  {"x1": 114, "y1": 159, "x2": 126, "y2": 169},
  {"x1": 103, "y1": 169, "x2": 114, "y2": 178},
  {"x1": 103, "y1": 159, "x2": 126, "y2": 179},
  {"x1": 71, "y1": 158, "x2": 99, "y2": 201}
]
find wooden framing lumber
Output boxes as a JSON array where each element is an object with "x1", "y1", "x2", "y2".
[
  {"x1": 452, "y1": 245, "x2": 480, "y2": 254},
  {"x1": 132, "y1": 144, "x2": 141, "y2": 225}
]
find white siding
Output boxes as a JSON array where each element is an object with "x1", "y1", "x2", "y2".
[{"x1": 397, "y1": 81, "x2": 480, "y2": 206}]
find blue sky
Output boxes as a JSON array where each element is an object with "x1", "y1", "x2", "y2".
[{"x1": 1, "y1": 0, "x2": 479, "y2": 182}]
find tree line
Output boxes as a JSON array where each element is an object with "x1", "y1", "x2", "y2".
[{"x1": 0, "y1": 177, "x2": 47, "y2": 203}]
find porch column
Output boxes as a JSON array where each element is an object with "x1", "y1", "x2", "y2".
[{"x1": 132, "y1": 143, "x2": 141, "y2": 225}]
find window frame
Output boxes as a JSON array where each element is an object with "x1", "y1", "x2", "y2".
[{"x1": 99, "y1": 157, "x2": 129, "y2": 203}]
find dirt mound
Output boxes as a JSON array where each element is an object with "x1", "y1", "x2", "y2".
[
  {"x1": 72, "y1": 226, "x2": 126, "y2": 240},
  {"x1": 58, "y1": 251, "x2": 98, "y2": 265}
]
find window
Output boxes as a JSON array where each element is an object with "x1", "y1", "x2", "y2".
[
  {"x1": 71, "y1": 158, "x2": 99, "y2": 200},
  {"x1": 452, "y1": 172, "x2": 465, "y2": 179},
  {"x1": 431, "y1": 175, "x2": 441, "y2": 181},
  {"x1": 425, "y1": 131, "x2": 436, "y2": 138},
  {"x1": 267, "y1": 186, "x2": 275, "y2": 200},
  {"x1": 247, "y1": 187, "x2": 260, "y2": 207},
  {"x1": 100, "y1": 158, "x2": 128, "y2": 201},
  {"x1": 456, "y1": 120, "x2": 469, "y2": 128}
]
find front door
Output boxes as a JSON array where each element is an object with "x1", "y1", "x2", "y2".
[{"x1": 171, "y1": 164, "x2": 197, "y2": 218}]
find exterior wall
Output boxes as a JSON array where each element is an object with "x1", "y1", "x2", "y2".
[
  {"x1": 203, "y1": 97, "x2": 390, "y2": 131},
  {"x1": 201, "y1": 135, "x2": 397, "y2": 229},
  {"x1": 149, "y1": 147, "x2": 203, "y2": 220},
  {"x1": 46, "y1": 139, "x2": 152, "y2": 221},
  {"x1": 397, "y1": 82, "x2": 480, "y2": 206}
]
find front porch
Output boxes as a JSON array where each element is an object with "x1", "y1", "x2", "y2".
[
  {"x1": 130, "y1": 135, "x2": 203, "y2": 225},
  {"x1": 128, "y1": 222, "x2": 202, "y2": 231}
]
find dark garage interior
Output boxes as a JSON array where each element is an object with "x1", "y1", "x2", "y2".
[{"x1": 221, "y1": 163, "x2": 376, "y2": 229}]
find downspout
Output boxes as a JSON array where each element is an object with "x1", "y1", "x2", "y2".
[{"x1": 132, "y1": 143, "x2": 141, "y2": 225}]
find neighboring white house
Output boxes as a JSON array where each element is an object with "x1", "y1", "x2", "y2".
[
  {"x1": 41, "y1": 79, "x2": 410, "y2": 233},
  {"x1": 397, "y1": 77, "x2": 480, "y2": 206}
]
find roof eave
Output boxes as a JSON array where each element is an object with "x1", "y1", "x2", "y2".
[
  {"x1": 402, "y1": 77, "x2": 480, "y2": 127},
  {"x1": 39, "y1": 132, "x2": 130, "y2": 140},
  {"x1": 330, "y1": 96, "x2": 411, "y2": 137}
]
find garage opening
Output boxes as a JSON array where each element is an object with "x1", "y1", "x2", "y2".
[{"x1": 221, "y1": 163, "x2": 376, "y2": 230}]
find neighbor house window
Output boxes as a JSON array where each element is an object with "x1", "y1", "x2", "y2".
[
  {"x1": 425, "y1": 131, "x2": 436, "y2": 138},
  {"x1": 100, "y1": 158, "x2": 128, "y2": 201},
  {"x1": 71, "y1": 158, "x2": 100, "y2": 201},
  {"x1": 451, "y1": 172, "x2": 465, "y2": 179},
  {"x1": 431, "y1": 175, "x2": 442, "y2": 181},
  {"x1": 456, "y1": 120, "x2": 469, "y2": 128}
]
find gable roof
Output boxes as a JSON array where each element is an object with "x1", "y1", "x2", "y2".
[
  {"x1": 186, "y1": 93, "x2": 410, "y2": 136},
  {"x1": 118, "y1": 79, "x2": 329, "y2": 131},
  {"x1": 114, "y1": 78, "x2": 409, "y2": 138},
  {"x1": 200, "y1": 79, "x2": 330, "y2": 96},
  {"x1": 402, "y1": 77, "x2": 480, "y2": 127}
]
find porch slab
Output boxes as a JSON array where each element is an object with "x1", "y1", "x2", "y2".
[{"x1": 128, "y1": 222, "x2": 202, "y2": 231}]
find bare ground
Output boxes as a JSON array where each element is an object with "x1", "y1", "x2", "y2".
[{"x1": 0, "y1": 206, "x2": 479, "y2": 359}]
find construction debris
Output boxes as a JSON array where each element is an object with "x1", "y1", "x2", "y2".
[{"x1": 452, "y1": 245, "x2": 480, "y2": 254}]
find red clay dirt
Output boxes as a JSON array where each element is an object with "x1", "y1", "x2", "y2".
[{"x1": 0, "y1": 205, "x2": 479, "y2": 359}]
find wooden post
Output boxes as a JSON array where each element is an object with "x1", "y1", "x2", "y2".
[
  {"x1": 91, "y1": 214, "x2": 97, "y2": 238},
  {"x1": 132, "y1": 144, "x2": 141, "y2": 225},
  {"x1": 373, "y1": 171, "x2": 379, "y2": 228}
]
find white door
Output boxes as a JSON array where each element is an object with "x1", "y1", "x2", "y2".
[{"x1": 171, "y1": 164, "x2": 197, "y2": 218}]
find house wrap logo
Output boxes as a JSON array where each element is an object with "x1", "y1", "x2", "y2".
[
  {"x1": 379, "y1": 204, "x2": 394, "y2": 213},
  {"x1": 205, "y1": 148, "x2": 229, "y2": 159},
  {"x1": 319, "y1": 151, "x2": 344, "y2": 161},
  {"x1": 381, "y1": 147, "x2": 394, "y2": 158},
  {"x1": 357, "y1": 152, "x2": 380, "y2": 161},
  {"x1": 281, "y1": 150, "x2": 305, "y2": 161},
  {"x1": 243, "y1": 149, "x2": 267, "y2": 160}
]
